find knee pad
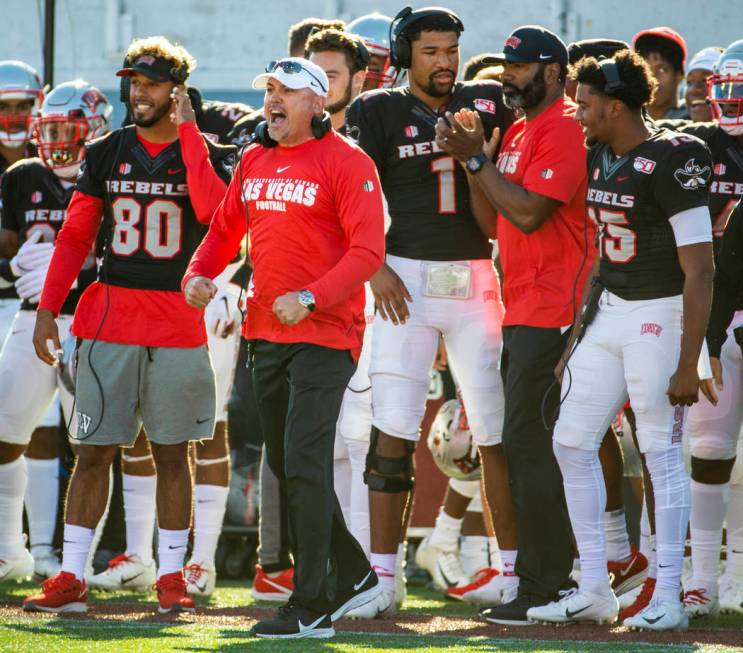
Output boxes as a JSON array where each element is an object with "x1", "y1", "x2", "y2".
[
  {"x1": 363, "y1": 427, "x2": 415, "y2": 493},
  {"x1": 449, "y1": 477, "x2": 480, "y2": 500},
  {"x1": 690, "y1": 456, "x2": 735, "y2": 484},
  {"x1": 645, "y1": 448, "x2": 691, "y2": 510}
]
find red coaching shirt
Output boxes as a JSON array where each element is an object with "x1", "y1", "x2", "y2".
[
  {"x1": 184, "y1": 130, "x2": 385, "y2": 359},
  {"x1": 495, "y1": 96, "x2": 594, "y2": 328}
]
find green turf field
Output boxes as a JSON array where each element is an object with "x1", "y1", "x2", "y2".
[{"x1": 1, "y1": 580, "x2": 741, "y2": 653}]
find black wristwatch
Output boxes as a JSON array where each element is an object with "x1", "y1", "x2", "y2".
[
  {"x1": 465, "y1": 152, "x2": 488, "y2": 174},
  {"x1": 298, "y1": 289, "x2": 316, "y2": 312}
]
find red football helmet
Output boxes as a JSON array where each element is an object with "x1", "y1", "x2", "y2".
[
  {"x1": 708, "y1": 40, "x2": 743, "y2": 136},
  {"x1": 346, "y1": 13, "x2": 397, "y2": 88}
]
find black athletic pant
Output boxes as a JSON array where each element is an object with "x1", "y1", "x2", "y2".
[
  {"x1": 501, "y1": 325, "x2": 574, "y2": 602},
  {"x1": 250, "y1": 339, "x2": 370, "y2": 614}
]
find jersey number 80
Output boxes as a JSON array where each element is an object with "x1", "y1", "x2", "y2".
[{"x1": 110, "y1": 197, "x2": 182, "y2": 259}]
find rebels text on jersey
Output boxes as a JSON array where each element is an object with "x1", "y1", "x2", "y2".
[
  {"x1": 346, "y1": 81, "x2": 514, "y2": 261},
  {"x1": 587, "y1": 128, "x2": 712, "y2": 300},
  {"x1": 1, "y1": 158, "x2": 94, "y2": 313},
  {"x1": 76, "y1": 126, "x2": 234, "y2": 291}
]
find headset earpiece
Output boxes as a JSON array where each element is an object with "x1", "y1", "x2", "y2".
[
  {"x1": 311, "y1": 111, "x2": 332, "y2": 139},
  {"x1": 252, "y1": 120, "x2": 277, "y2": 147},
  {"x1": 599, "y1": 58, "x2": 626, "y2": 94},
  {"x1": 170, "y1": 62, "x2": 189, "y2": 84},
  {"x1": 389, "y1": 6, "x2": 463, "y2": 70},
  {"x1": 119, "y1": 55, "x2": 131, "y2": 105},
  {"x1": 252, "y1": 111, "x2": 331, "y2": 147}
]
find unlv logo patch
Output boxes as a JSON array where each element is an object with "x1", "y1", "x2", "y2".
[
  {"x1": 633, "y1": 157, "x2": 656, "y2": 174},
  {"x1": 674, "y1": 158, "x2": 712, "y2": 190},
  {"x1": 505, "y1": 35, "x2": 521, "y2": 49},
  {"x1": 474, "y1": 98, "x2": 496, "y2": 114},
  {"x1": 31, "y1": 191, "x2": 42, "y2": 203},
  {"x1": 640, "y1": 323, "x2": 663, "y2": 337},
  {"x1": 404, "y1": 125, "x2": 418, "y2": 138},
  {"x1": 81, "y1": 88, "x2": 107, "y2": 113},
  {"x1": 119, "y1": 163, "x2": 131, "y2": 175}
]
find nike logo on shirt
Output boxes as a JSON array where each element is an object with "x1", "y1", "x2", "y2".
[{"x1": 276, "y1": 165, "x2": 291, "y2": 173}]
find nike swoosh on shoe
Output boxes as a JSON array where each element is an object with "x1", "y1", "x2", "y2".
[{"x1": 354, "y1": 570, "x2": 372, "y2": 591}]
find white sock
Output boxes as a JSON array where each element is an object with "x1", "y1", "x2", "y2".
[
  {"x1": 488, "y1": 536, "x2": 502, "y2": 571},
  {"x1": 429, "y1": 508, "x2": 462, "y2": 552},
  {"x1": 347, "y1": 438, "x2": 370, "y2": 558},
  {"x1": 554, "y1": 442, "x2": 611, "y2": 595},
  {"x1": 0, "y1": 457, "x2": 27, "y2": 559},
  {"x1": 370, "y1": 552, "x2": 396, "y2": 590},
  {"x1": 191, "y1": 484, "x2": 229, "y2": 566},
  {"x1": 646, "y1": 448, "x2": 690, "y2": 603},
  {"x1": 24, "y1": 457, "x2": 59, "y2": 557},
  {"x1": 725, "y1": 483, "x2": 743, "y2": 581},
  {"x1": 690, "y1": 479, "x2": 728, "y2": 594},
  {"x1": 123, "y1": 473, "x2": 156, "y2": 565},
  {"x1": 460, "y1": 535, "x2": 489, "y2": 578},
  {"x1": 157, "y1": 528, "x2": 189, "y2": 578},
  {"x1": 604, "y1": 508, "x2": 631, "y2": 562},
  {"x1": 61, "y1": 524, "x2": 94, "y2": 581}
]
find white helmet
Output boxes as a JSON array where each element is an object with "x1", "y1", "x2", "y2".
[
  {"x1": 709, "y1": 40, "x2": 743, "y2": 136},
  {"x1": 35, "y1": 80, "x2": 112, "y2": 179},
  {"x1": 0, "y1": 60, "x2": 44, "y2": 148},
  {"x1": 346, "y1": 12, "x2": 397, "y2": 87},
  {"x1": 427, "y1": 398, "x2": 481, "y2": 481}
]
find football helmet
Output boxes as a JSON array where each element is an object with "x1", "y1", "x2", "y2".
[
  {"x1": 35, "y1": 80, "x2": 112, "y2": 179},
  {"x1": 427, "y1": 397, "x2": 481, "y2": 481},
  {"x1": 346, "y1": 12, "x2": 397, "y2": 88},
  {"x1": 0, "y1": 60, "x2": 43, "y2": 148},
  {"x1": 708, "y1": 40, "x2": 743, "y2": 136}
]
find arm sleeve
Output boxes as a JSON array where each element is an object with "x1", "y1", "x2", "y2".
[
  {"x1": 706, "y1": 201, "x2": 743, "y2": 357},
  {"x1": 305, "y1": 152, "x2": 385, "y2": 309},
  {"x1": 345, "y1": 95, "x2": 386, "y2": 175},
  {"x1": 74, "y1": 144, "x2": 106, "y2": 198},
  {"x1": 38, "y1": 191, "x2": 103, "y2": 316},
  {"x1": 178, "y1": 122, "x2": 230, "y2": 224},
  {"x1": 654, "y1": 141, "x2": 712, "y2": 217},
  {"x1": 182, "y1": 152, "x2": 249, "y2": 288},
  {"x1": 521, "y1": 119, "x2": 587, "y2": 204},
  {"x1": 669, "y1": 206, "x2": 713, "y2": 246}
]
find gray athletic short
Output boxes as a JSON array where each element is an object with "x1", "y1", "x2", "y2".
[{"x1": 73, "y1": 339, "x2": 216, "y2": 447}]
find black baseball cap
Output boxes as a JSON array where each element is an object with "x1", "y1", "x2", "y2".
[
  {"x1": 116, "y1": 54, "x2": 181, "y2": 83},
  {"x1": 568, "y1": 39, "x2": 629, "y2": 65},
  {"x1": 484, "y1": 26, "x2": 568, "y2": 67}
]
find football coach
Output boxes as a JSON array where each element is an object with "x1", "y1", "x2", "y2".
[{"x1": 183, "y1": 58, "x2": 385, "y2": 639}]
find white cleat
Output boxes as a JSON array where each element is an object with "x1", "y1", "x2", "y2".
[
  {"x1": 446, "y1": 567, "x2": 518, "y2": 605},
  {"x1": 415, "y1": 535, "x2": 469, "y2": 592},
  {"x1": 527, "y1": 587, "x2": 619, "y2": 625},
  {"x1": 623, "y1": 597, "x2": 689, "y2": 631},
  {"x1": 33, "y1": 550, "x2": 61, "y2": 580},
  {"x1": 87, "y1": 553, "x2": 156, "y2": 592},
  {"x1": 719, "y1": 577, "x2": 743, "y2": 615},
  {"x1": 0, "y1": 550, "x2": 34, "y2": 583},
  {"x1": 345, "y1": 586, "x2": 396, "y2": 619},
  {"x1": 683, "y1": 587, "x2": 720, "y2": 618},
  {"x1": 394, "y1": 567, "x2": 407, "y2": 610},
  {"x1": 184, "y1": 561, "x2": 216, "y2": 597}
]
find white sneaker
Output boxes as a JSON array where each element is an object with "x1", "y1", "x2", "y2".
[
  {"x1": 527, "y1": 587, "x2": 619, "y2": 625},
  {"x1": 32, "y1": 549, "x2": 61, "y2": 580},
  {"x1": 345, "y1": 585, "x2": 396, "y2": 619},
  {"x1": 184, "y1": 561, "x2": 216, "y2": 596},
  {"x1": 623, "y1": 597, "x2": 689, "y2": 631},
  {"x1": 719, "y1": 577, "x2": 743, "y2": 615},
  {"x1": 415, "y1": 535, "x2": 468, "y2": 592},
  {"x1": 88, "y1": 553, "x2": 156, "y2": 592},
  {"x1": 683, "y1": 587, "x2": 720, "y2": 618},
  {"x1": 446, "y1": 568, "x2": 518, "y2": 605},
  {"x1": 0, "y1": 550, "x2": 34, "y2": 583}
]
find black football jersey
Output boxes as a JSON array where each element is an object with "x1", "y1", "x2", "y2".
[
  {"x1": 346, "y1": 81, "x2": 515, "y2": 261},
  {"x1": 197, "y1": 99, "x2": 253, "y2": 145},
  {"x1": 76, "y1": 126, "x2": 235, "y2": 292},
  {"x1": 586, "y1": 127, "x2": 712, "y2": 300},
  {"x1": 0, "y1": 158, "x2": 95, "y2": 313},
  {"x1": 227, "y1": 108, "x2": 265, "y2": 147}
]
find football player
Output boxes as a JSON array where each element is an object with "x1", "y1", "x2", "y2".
[
  {"x1": 345, "y1": 6, "x2": 516, "y2": 618},
  {"x1": 287, "y1": 17, "x2": 345, "y2": 58},
  {"x1": 685, "y1": 47, "x2": 723, "y2": 123},
  {"x1": 23, "y1": 36, "x2": 235, "y2": 614},
  {"x1": 346, "y1": 13, "x2": 397, "y2": 91},
  {"x1": 0, "y1": 80, "x2": 110, "y2": 583},
  {"x1": 526, "y1": 50, "x2": 713, "y2": 630}
]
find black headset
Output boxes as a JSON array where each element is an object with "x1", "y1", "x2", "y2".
[
  {"x1": 389, "y1": 5, "x2": 464, "y2": 70},
  {"x1": 598, "y1": 57, "x2": 626, "y2": 94},
  {"x1": 305, "y1": 28, "x2": 371, "y2": 73},
  {"x1": 252, "y1": 111, "x2": 333, "y2": 148},
  {"x1": 119, "y1": 54, "x2": 190, "y2": 105}
]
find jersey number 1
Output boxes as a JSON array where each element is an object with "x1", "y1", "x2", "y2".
[
  {"x1": 110, "y1": 197, "x2": 182, "y2": 259},
  {"x1": 431, "y1": 156, "x2": 456, "y2": 214}
]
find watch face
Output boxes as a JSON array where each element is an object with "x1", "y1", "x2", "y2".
[{"x1": 467, "y1": 157, "x2": 481, "y2": 172}]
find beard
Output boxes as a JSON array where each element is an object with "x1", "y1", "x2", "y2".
[
  {"x1": 326, "y1": 80, "x2": 353, "y2": 116},
  {"x1": 131, "y1": 99, "x2": 171, "y2": 128},
  {"x1": 419, "y1": 69, "x2": 456, "y2": 98},
  {"x1": 503, "y1": 64, "x2": 547, "y2": 110}
]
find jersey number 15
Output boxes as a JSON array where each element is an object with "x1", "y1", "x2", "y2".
[{"x1": 588, "y1": 206, "x2": 636, "y2": 263}]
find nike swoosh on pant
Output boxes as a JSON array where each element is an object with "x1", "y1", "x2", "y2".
[{"x1": 354, "y1": 570, "x2": 372, "y2": 591}]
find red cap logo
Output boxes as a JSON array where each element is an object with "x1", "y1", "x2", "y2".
[{"x1": 505, "y1": 36, "x2": 522, "y2": 50}]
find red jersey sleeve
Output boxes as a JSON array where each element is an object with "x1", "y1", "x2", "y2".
[
  {"x1": 521, "y1": 114, "x2": 586, "y2": 205},
  {"x1": 305, "y1": 149, "x2": 385, "y2": 309},
  {"x1": 182, "y1": 152, "x2": 247, "y2": 288},
  {"x1": 38, "y1": 191, "x2": 103, "y2": 317},
  {"x1": 178, "y1": 121, "x2": 228, "y2": 224}
]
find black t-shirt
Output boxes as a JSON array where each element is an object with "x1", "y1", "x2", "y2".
[
  {"x1": 76, "y1": 126, "x2": 235, "y2": 292},
  {"x1": 346, "y1": 81, "x2": 515, "y2": 261},
  {"x1": 0, "y1": 158, "x2": 95, "y2": 313},
  {"x1": 586, "y1": 127, "x2": 712, "y2": 300}
]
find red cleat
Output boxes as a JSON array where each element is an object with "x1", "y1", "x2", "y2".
[
  {"x1": 619, "y1": 576, "x2": 656, "y2": 621},
  {"x1": 156, "y1": 571, "x2": 195, "y2": 614},
  {"x1": 251, "y1": 564, "x2": 294, "y2": 602},
  {"x1": 608, "y1": 545, "x2": 648, "y2": 596},
  {"x1": 22, "y1": 571, "x2": 87, "y2": 613}
]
